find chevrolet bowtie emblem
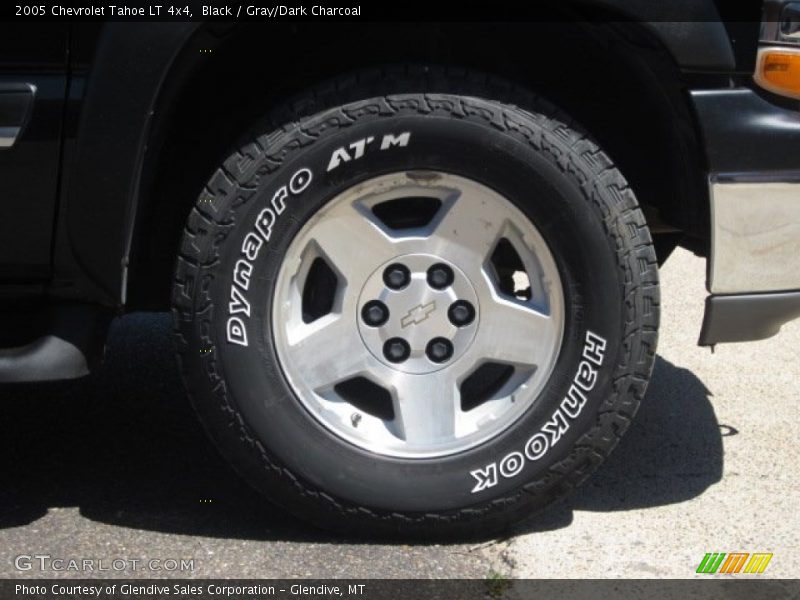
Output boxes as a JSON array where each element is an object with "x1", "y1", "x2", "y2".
[{"x1": 401, "y1": 301, "x2": 436, "y2": 328}]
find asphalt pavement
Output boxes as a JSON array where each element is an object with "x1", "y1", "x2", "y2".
[{"x1": 0, "y1": 248, "x2": 796, "y2": 579}]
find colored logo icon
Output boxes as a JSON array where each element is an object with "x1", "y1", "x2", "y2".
[{"x1": 696, "y1": 552, "x2": 773, "y2": 574}]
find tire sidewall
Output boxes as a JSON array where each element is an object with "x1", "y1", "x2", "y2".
[{"x1": 201, "y1": 103, "x2": 623, "y2": 512}]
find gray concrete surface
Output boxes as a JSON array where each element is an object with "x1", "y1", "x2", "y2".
[
  {"x1": 507, "y1": 248, "x2": 800, "y2": 578},
  {"x1": 0, "y1": 248, "x2": 796, "y2": 579}
]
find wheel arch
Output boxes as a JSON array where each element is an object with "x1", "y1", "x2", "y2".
[{"x1": 68, "y1": 17, "x2": 718, "y2": 309}]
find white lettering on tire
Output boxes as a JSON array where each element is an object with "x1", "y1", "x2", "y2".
[
  {"x1": 470, "y1": 331, "x2": 607, "y2": 493},
  {"x1": 524, "y1": 433, "x2": 549, "y2": 461},
  {"x1": 327, "y1": 132, "x2": 411, "y2": 172},
  {"x1": 225, "y1": 167, "x2": 315, "y2": 346},
  {"x1": 289, "y1": 168, "x2": 313, "y2": 195},
  {"x1": 469, "y1": 463, "x2": 498, "y2": 493},
  {"x1": 499, "y1": 452, "x2": 525, "y2": 478},
  {"x1": 226, "y1": 317, "x2": 248, "y2": 346},
  {"x1": 226, "y1": 132, "x2": 413, "y2": 346},
  {"x1": 380, "y1": 132, "x2": 411, "y2": 150}
]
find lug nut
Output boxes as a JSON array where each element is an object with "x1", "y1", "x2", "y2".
[
  {"x1": 427, "y1": 263, "x2": 454, "y2": 289},
  {"x1": 426, "y1": 337, "x2": 454, "y2": 363},
  {"x1": 383, "y1": 263, "x2": 411, "y2": 290},
  {"x1": 448, "y1": 300, "x2": 476, "y2": 327},
  {"x1": 361, "y1": 300, "x2": 389, "y2": 327},
  {"x1": 383, "y1": 338, "x2": 411, "y2": 363}
]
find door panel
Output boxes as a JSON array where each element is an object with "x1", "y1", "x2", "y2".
[{"x1": 0, "y1": 25, "x2": 67, "y2": 280}]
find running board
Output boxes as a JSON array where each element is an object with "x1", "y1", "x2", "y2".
[{"x1": 0, "y1": 306, "x2": 109, "y2": 383}]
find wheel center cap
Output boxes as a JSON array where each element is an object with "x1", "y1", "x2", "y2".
[{"x1": 357, "y1": 254, "x2": 479, "y2": 374}]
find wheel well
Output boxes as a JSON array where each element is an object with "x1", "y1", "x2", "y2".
[{"x1": 127, "y1": 20, "x2": 709, "y2": 309}]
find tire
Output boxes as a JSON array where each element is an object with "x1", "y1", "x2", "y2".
[{"x1": 172, "y1": 67, "x2": 659, "y2": 538}]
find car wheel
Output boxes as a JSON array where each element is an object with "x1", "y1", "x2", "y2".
[{"x1": 172, "y1": 68, "x2": 659, "y2": 537}]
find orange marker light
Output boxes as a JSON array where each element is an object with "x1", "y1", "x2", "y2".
[{"x1": 755, "y1": 47, "x2": 800, "y2": 100}]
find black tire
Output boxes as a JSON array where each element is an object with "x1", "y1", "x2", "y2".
[{"x1": 172, "y1": 67, "x2": 659, "y2": 538}]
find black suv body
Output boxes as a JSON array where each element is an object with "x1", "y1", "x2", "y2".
[{"x1": 0, "y1": 2, "x2": 798, "y2": 535}]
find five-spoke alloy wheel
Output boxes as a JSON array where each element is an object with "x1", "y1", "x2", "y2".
[{"x1": 273, "y1": 172, "x2": 565, "y2": 458}]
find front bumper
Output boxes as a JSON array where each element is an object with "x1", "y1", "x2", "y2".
[
  {"x1": 700, "y1": 292, "x2": 800, "y2": 344},
  {"x1": 709, "y1": 178, "x2": 800, "y2": 295},
  {"x1": 691, "y1": 88, "x2": 800, "y2": 345}
]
